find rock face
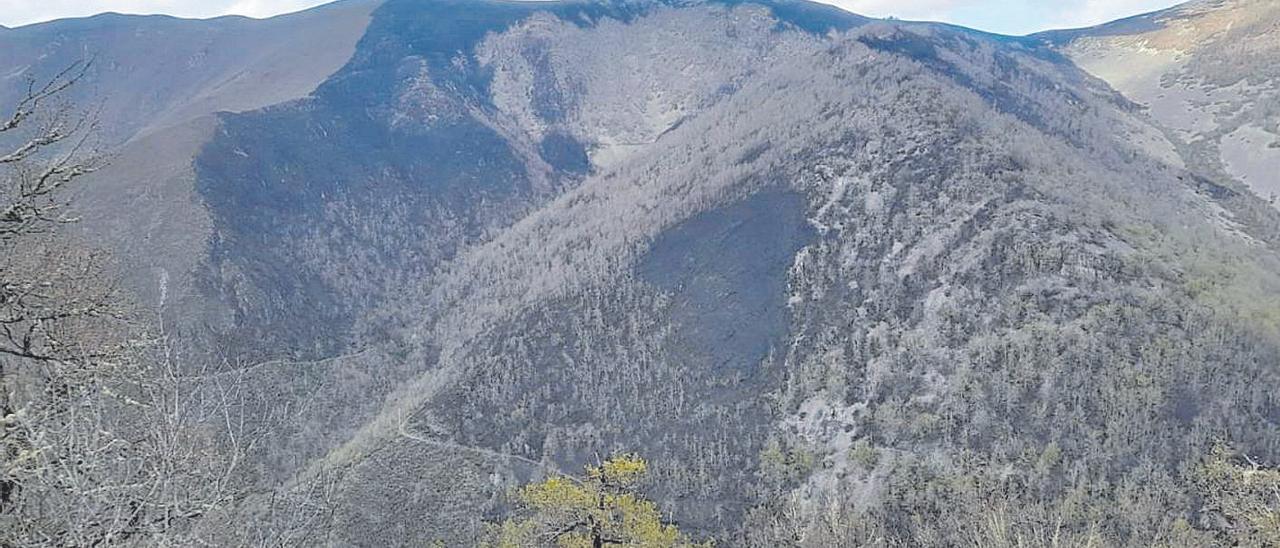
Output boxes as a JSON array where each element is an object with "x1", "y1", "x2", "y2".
[
  {"x1": 5, "y1": 0, "x2": 1280, "y2": 545},
  {"x1": 1040, "y1": 0, "x2": 1280, "y2": 209}
]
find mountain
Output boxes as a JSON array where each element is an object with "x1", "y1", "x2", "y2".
[
  {"x1": 4, "y1": 0, "x2": 1280, "y2": 545},
  {"x1": 0, "y1": 2, "x2": 379, "y2": 143},
  {"x1": 1039, "y1": 0, "x2": 1280, "y2": 214},
  {"x1": 0, "y1": 0, "x2": 381, "y2": 356}
]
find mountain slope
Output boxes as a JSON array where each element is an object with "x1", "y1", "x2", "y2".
[
  {"x1": 0, "y1": 1, "x2": 381, "y2": 357},
  {"x1": 5, "y1": 0, "x2": 1280, "y2": 545},
  {"x1": 0, "y1": 1, "x2": 379, "y2": 144},
  {"x1": 1040, "y1": 0, "x2": 1280, "y2": 212},
  {"x1": 167, "y1": 0, "x2": 1280, "y2": 544}
]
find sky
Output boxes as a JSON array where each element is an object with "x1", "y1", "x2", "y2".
[{"x1": 1, "y1": 0, "x2": 1186, "y2": 35}]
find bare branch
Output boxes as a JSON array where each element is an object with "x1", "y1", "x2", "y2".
[{"x1": 0, "y1": 60, "x2": 91, "y2": 136}]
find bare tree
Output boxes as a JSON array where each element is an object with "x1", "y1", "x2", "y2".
[
  {"x1": 0, "y1": 61, "x2": 250, "y2": 547},
  {"x1": 0, "y1": 61, "x2": 106, "y2": 361}
]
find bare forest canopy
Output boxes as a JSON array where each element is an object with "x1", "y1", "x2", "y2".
[{"x1": 2, "y1": 0, "x2": 1280, "y2": 546}]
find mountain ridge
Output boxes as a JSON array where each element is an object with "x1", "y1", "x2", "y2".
[
  {"x1": 3, "y1": 0, "x2": 1278, "y2": 545},
  {"x1": 196, "y1": 1, "x2": 1279, "y2": 543}
]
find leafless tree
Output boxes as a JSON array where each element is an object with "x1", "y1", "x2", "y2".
[{"x1": 0, "y1": 61, "x2": 252, "y2": 547}]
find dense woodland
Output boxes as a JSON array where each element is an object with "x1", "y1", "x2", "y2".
[{"x1": 3, "y1": 0, "x2": 1280, "y2": 546}]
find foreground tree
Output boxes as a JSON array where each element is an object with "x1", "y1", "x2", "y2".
[
  {"x1": 489, "y1": 455, "x2": 708, "y2": 548},
  {"x1": 0, "y1": 61, "x2": 246, "y2": 547}
]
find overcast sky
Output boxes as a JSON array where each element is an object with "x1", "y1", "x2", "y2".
[{"x1": 2, "y1": 0, "x2": 1184, "y2": 35}]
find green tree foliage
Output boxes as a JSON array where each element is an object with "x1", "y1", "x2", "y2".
[{"x1": 488, "y1": 455, "x2": 708, "y2": 548}]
